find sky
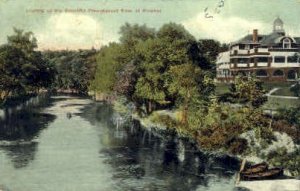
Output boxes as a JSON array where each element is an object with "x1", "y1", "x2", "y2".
[{"x1": 1, "y1": 0, "x2": 300, "y2": 50}]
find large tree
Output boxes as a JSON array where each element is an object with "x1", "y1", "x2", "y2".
[{"x1": 0, "y1": 28, "x2": 54, "y2": 99}]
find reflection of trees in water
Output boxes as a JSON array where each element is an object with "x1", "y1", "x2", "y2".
[
  {"x1": 79, "y1": 103, "x2": 240, "y2": 190},
  {"x1": 77, "y1": 102, "x2": 114, "y2": 126},
  {"x1": 0, "y1": 94, "x2": 56, "y2": 168},
  {"x1": 0, "y1": 142, "x2": 38, "y2": 169},
  {"x1": 0, "y1": 110, "x2": 56, "y2": 141}
]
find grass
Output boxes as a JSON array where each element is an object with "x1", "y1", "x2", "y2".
[
  {"x1": 263, "y1": 96, "x2": 300, "y2": 110},
  {"x1": 216, "y1": 82, "x2": 296, "y2": 96},
  {"x1": 215, "y1": 83, "x2": 230, "y2": 95},
  {"x1": 216, "y1": 82, "x2": 299, "y2": 109},
  {"x1": 272, "y1": 87, "x2": 296, "y2": 96},
  {"x1": 262, "y1": 82, "x2": 294, "y2": 91}
]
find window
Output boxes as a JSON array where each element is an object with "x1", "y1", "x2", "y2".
[
  {"x1": 230, "y1": 58, "x2": 237, "y2": 63},
  {"x1": 273, "y1": 70, "x2": 284, "y2": 76},
  {"x1": 256, "y1": 70, "x2": 268, "y2": 77},
  {"x1": 237, "y1": 58, "x2": 248, "y2": 63},
  {"x1": 287, "y1": 56, "x2": 298, "y2": 63},
  {"x1": 283, "y1": 38, "x2": 291, "y2": 49},
  {"x1": 239, "y1": 44, "x2": 245, "y2": 49},
  {"x1": 287, "y1": 70, "x2": 297, "y2": 79},
  {"x1": 274, "y1": 56, "x2": 285, "y2": 63},
  {"x1": 256, "y1": 57, "x2": 269, "y2": 62}
]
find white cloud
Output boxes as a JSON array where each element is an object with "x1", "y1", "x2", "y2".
[
  {"x1": 182, "y1": 14, "x2": 270, "y2": 43},
  {"x1": 36, "y1": 13, "x2": 116, "y2": 50}
]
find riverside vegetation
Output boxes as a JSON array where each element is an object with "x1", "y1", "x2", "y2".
[{"x1": 0, "y1": 24, "x2": 299, "y2": 175}]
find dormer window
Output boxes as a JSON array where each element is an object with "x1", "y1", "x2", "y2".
[{"x1": 283, "y1": 38, "x2": 291, "y2": 49}]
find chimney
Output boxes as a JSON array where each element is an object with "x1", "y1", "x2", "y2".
[{"x1": 253, "y1": 29, "x2": 258, "y2": 43}]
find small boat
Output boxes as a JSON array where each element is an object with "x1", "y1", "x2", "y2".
[
  {"x1": 66, "y1": 112, "x2": 72, "y2": 119},
  {"x1": 241, "y1": 162, "x2": 268, "y2": 175},
  {"x1": 241, "y1": 167, "x2": 284, "y2": 181}
]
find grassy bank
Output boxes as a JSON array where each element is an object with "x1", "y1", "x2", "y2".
[{"x1": 263, "y1": 96, "x2": 300, "y2": 110}]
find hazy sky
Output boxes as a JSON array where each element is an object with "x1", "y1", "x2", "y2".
[{"x1": 1, "y1": 0, "x2": 300, "y2": 50}]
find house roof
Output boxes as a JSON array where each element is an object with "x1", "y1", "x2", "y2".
[
  {"x1": 233, "y1": 34, "x2": 266, "y2": 45},
  {"x1": 294, "y1": 37, "x2": 300, "y2": 43},
  {"x1": 260, "y1": 32, "x2": 283, "y2": 45},
  {"x1": 232, "y1": 32, "x2": 300, "y2": 46}
]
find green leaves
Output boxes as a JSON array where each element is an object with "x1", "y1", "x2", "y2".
[
  {"x1": 232, "y1": 75, "x2": 267, "y2": 107},
  {"x1": 0, "y1": 29, "x2": 54, "y2": 98},
  {"x1": 47, "y1": 49, "x2": 97, "y2": 94}
]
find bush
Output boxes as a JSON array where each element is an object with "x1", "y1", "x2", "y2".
[
  {"x1": 227, "y1": 137, "x2": 248, "y2": 155},
  {"x1": 272, "y1": 120, "x2": 300, "y2": 144},
  {"x1": 267, "y1": 147, "x2": 300, "y2": 176},
  {"x1": 290, "y1": 83, "x2": 300, "y2": 97}
]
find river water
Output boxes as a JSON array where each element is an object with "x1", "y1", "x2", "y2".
[{"x1": 0, "y1": 94, "x2": 245, "y2": 191}]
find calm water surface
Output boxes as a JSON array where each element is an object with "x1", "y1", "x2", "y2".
[{"x1": 0, "y1": 95, "x2": 243, "y2": 191}]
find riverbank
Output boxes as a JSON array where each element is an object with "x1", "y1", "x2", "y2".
[{"x1": 111, "y1": 97, "x2": 300, "y2": 177}]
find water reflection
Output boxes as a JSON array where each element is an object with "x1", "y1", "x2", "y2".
[
  {"x1": 0, "y1": 141, "x2": 38, "y2": 168},
  {"x1": 0, "y1": 94, "x2": 56, "y2": 168},
  {"x1": 79, "y1": 103, "x2": 241, "y2": 191},
  {"x1": 0, "y1": 96, "x2": 244, "y2": 191}
]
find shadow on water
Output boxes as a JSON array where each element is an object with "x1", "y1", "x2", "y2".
[
  {"x1": 79, "y1": 102, "x2": 242, "y2": 191},
  {"x1": 0, "y1": 94, "x2": 56, "y2": 168}
]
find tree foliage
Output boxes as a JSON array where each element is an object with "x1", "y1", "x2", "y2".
[
  {"x1": 43, "y1": 49, "x2": 97, "y2": 94},
  {"x1": 0, "y1": 28, "x2": 54, "y2": 99}
]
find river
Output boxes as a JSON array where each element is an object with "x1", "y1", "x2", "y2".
[{"x1": 0, "y1": 94, "x2": 246, "y2": 191}]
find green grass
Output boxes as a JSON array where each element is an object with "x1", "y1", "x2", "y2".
[
  {"x1": 262, "y1": 82, "x2": 294, "y2": 92},
  {"x1": 216, "y1": 82, "x2": 295, "y2": 96},
  {"x1": 216, "y1": 82, "x2": 299, "y2": 109},
  {"x1": 272, "y1": 87, "x2": 296, "y2": 96},
  {"x1": 263, "y1": 96, "x2": 300, "y2": 110},
  {"x1": 215, "y1": 83, "x2": 230, "y2": 95}
]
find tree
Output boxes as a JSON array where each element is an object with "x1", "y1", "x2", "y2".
[
  {"x1": 195, "y1": 39, "x2": 229, "y2": 71},
  {"x1": 119, "y1": 23, "x2": 156, "y2": 47},
  {"x1": 92, "y1": 43, "x2": 123, "y2": 94},
  {"x1": 0, "y1": 28, "x2": 54, "y2": 99},
  {"x1": 44, "y1": 49, "x2": 97, "y2": 94},
  {"x1": 290, "y1": 82, "x2": 300, "y2": 97},
  {"x1": 113, "y1": 61, "x2": 136, "y2": 98},
  {"x1": 165, "y1": 63, "x2": 215, "y2": 124},
  {"x1": 232, "y1": 75, "x2": 267, "y2": 107}
]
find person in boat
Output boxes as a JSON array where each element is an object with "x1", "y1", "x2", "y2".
[{"x1": 66, "y1": 112, "x2": 72, "y2": 119}]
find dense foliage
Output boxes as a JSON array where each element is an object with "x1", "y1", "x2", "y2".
[
  {"x1": 44, "y1": 49, "x2": 97, "y2": 94},
  {"x1": 91, "y1": 23, "x2": 220, "y2": 115},
  {"x1": 90, "y1": 23, "x2": 280, "y2": 160},
  {"x1": 0, "y1": 28, "x2": 55, "y2": 101},
  {"x1": 219, "y1": 75, "x2": 267, "y2": 107}
]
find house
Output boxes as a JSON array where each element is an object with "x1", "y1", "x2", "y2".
[{"x1": 216, "y1": 17, "x2": 300, "y2": 82}]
